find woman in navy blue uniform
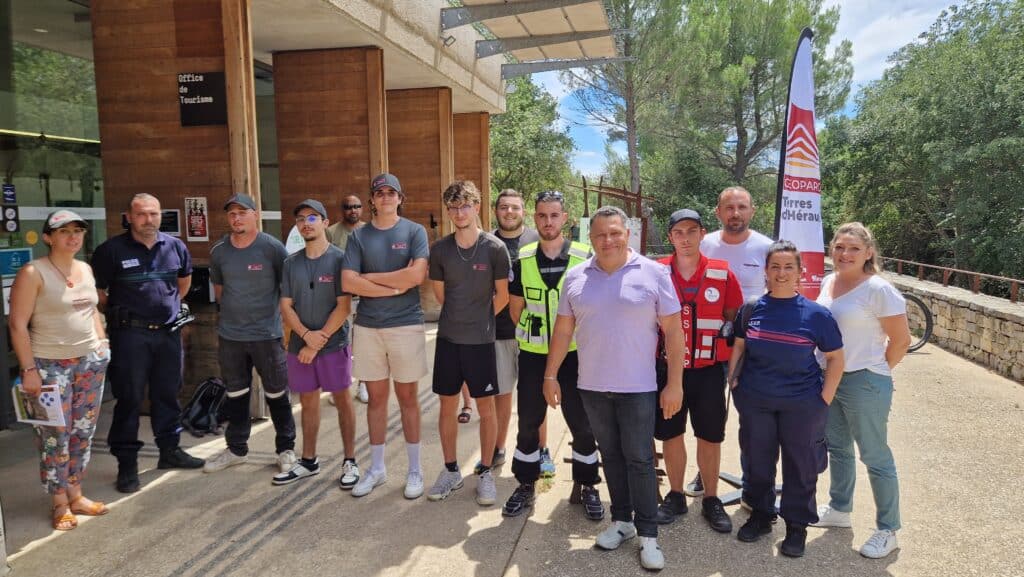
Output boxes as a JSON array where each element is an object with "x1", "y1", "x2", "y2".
[{"x1": 728, "y1": 240, "x2": 845, "y2": 557}]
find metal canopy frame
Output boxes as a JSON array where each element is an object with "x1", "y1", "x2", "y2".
[
  {"x1": 501, "y1": 57, "x2": 633, "y2": 79},
  {"x1": 476, "y1": 29, "x2": 627, "y2": 59},
  {"x1": 441, "y1": 0, "x2": 595, "y2": 32}
]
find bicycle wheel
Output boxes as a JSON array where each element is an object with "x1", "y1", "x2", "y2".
[{"x1": 902, "y1": 292, "x2": 933, "y2": 353}]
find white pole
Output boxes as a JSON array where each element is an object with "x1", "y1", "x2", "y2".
[{"x1": 0, "y1": 495, "x2": 11, "y2": 576}]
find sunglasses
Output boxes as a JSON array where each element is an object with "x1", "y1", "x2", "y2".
[
  {"x1": 536, "y1": 191, "x2": 564, "y2": 202},
  {"x1": 342, "y1": 204, "x2": 362, "y2": 210},
  {"x1": 295, "y1": 214, "x2": 322, "y2": 224}
]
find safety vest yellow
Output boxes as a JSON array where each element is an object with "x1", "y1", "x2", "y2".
[{"x1": 515, "y1": 240, "x2": 591, "y2": 354}]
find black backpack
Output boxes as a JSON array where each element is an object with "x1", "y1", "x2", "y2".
[{"x1": 179, "y1": 377, "x2": 227, "y2": 437}]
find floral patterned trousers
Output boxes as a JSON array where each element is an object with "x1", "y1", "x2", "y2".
[{"x1": 33, "y1": 352, "x2": 109, "y2": 494}]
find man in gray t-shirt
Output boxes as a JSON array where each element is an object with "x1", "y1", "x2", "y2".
[
  {"x1": 205, "y1": 194, "x2": 297, "y2": 479},
  {"x1": 274, "y1": 199, "x2": 360, "y2": 489},
  {"x1": 426, "y1": 180, "x2": 511, "y2": 507},
  {"x1": 340, "y1": 172, "x2": 431, "y2": 500}
]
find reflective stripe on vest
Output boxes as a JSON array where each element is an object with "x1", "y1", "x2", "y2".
[{"x1": 515, "y1": 241, "x2": 590, "y2": 354}]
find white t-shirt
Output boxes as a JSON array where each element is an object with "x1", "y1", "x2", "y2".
[
  {"x1": 700, "y1": 230, "x2": 774, "y2": 300},
  {"x1": 816, "y1": 273, "x2": 906, "y2": 376}
]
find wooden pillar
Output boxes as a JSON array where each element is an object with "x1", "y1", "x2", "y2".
[
  {"x1": 273, "y1": 47, "x2": 387, "y2": 236},
  {"x1": 453, "y1": 112, "x2": 491, "y2": 230}
]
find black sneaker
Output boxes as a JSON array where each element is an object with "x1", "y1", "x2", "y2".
[
  {"x1": 780, "y1": 523, "x2": 807, "y2": 557},
  {"x1": 502, "y1": 483, "x2": 536, "y2": 517},
  {"x1": 702, "y1": 496, "x2": 733, "y2": 533},
  {"x1": 737, "y1": 511, "x2": 774, "y2": 542},
  {"x1": 157, "y1": 447, "x2": 205, "y2": 469},
  {"x1": 684, "y1": 472, "x2": 704, "y2": 497},
  {"x1": 116, "y1": 462, "x2": 140, "y2": 493},
  {"x1": 655, "y1": 491, "x2": 688, "y2": 524},
  {"x1": 580, "y1": 485, "x2": 605, "y2": 521}
]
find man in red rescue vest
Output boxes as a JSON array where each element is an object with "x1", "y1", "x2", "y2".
[{"x1": 654, "y1": 209, "x2": 743, "y2": 533}]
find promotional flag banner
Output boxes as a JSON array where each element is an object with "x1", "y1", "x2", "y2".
[{"x1": 774, "y1": 28, "x2": 825, "y2": 298}]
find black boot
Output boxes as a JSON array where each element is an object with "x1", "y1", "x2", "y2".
[
  {"x1": 116, "y1": 461, "x2": 140, "y2": 493},
  {"x1": 737, "y1": 511, "x2": 774, "y2": 542},
  {"x1": 158, "y1": 446, "x2": 205, "y2": 469},
  {"x1": 780, "y1": 523, "x2": 807, "y2": 557}
]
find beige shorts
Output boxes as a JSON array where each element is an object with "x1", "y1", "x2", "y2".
[
  {"x1": 495, "y1": 338, "x2": 519, "y2": 395},
  {"x1": 351, "y1": 323, "x2": 429, "y2": 384}
]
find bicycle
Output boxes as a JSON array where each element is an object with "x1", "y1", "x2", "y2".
[{"x1": 902, "y1": 292, "x2": 933, "y2": 352}]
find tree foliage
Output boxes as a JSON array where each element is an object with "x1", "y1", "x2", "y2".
[{"x1": 489, "y1": 77, "x2": 574, "y2": 201}]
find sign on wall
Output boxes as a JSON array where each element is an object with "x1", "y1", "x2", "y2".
[
  {"x1": 185, "y1": 197, "x2": 209, "y2": 242},
  {"x1": 178, "y1": 72, "x2": 228, "y2": 126}
]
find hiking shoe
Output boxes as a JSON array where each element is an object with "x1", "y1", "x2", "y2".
[
  {"x1": 427, "y1": 469, "x2": 464, "y2": 501},
  {"x1": 595, "y1": 520, "x2": 636, "y2": 550},
  {"x1": 780, "y1": 523, "x2": 807, "y2": 557},
  {"x1": 860, "y1": 529, "x2": 899, "y2": 559},
  {"x1": 351, "y1": 468, "x2": 385, "y2": 497},
  {"x1": 579, "y1": 485, "x2": 605, "y2": 521},
  {"x1": 655, "y1": 491, "x2": 688, "y2": 524},
  {"x1": 404, "y1": 471, "x2": 424, "y2": 499},
  {"x1": 158, "y1": 447, "x2": 204, "y2": 469},
  {"x1": 639, "y1": 536, "x2": 665, "y2": 571},
  {"x1": 476, "y1": 470, "x2": 497, "y2": 506},
  {"x1": 355, "y1": 381, "x2": 369, "y2": 403},
  {"x1": 272, "y1": 458, "x2": 320, "y2": 485},
  {"x1": 203, "y1": 449, "x2": 248, "y2": 473},
  {"x1": 339, "y1": 459, "x2": 361, "y2": 490},
  {"x1": 684, "y1": 472, "x2": 704, "y2": 497},
  {"x1": 276, "y1": 450, "x2": 297, "y2": 474},
  {"x1": 811, "y1": 504, "x2": 852, "y2": 528},
  {"x1": 116, "y1": 463, "x2": 140, "y2": 494},
  {"x1": 502, "y1": 483, "x2": 536, "y2": 517},
  {"x1": 539, "y1": 448, "x2": 556, "y2": 478},
  {"x1": 474, "y1": 448, "x2": 507, "y2": 475},
  {"x1": 702, "y1": 496, "x2": 733, "y2": 533},
  {"x1": 737, "y1": 512, "x2": 774, "y2": 542}
]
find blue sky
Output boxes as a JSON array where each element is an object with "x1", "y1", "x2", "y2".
[{"x1": 533, "y1": 0, "x2": 954, "y2": 177}]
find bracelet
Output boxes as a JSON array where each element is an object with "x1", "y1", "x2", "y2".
[
  {"x1": 301, "y1": 329, "x2": 310, "y2": 339},
  {"x1": 20, "y1": 366, "x2": 37, "y2": 374},
  {"x1": 543, "y1": 376, "x2": 557, "y2": 381}
]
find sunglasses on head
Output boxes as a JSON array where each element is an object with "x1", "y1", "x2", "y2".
[{"x1": 536, "y1": 191, "x2": 564, "y2": 202}]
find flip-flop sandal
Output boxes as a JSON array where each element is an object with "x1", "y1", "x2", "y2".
[
  {"x1": 53, "y1": 504, "x2": 78, "y2": 531},
  {"x1": 70, "y1": 496, "x2": 109, "y2": 516},
  {"x1": 457, "y1": 406, "x2": 472, "y2": 424}
]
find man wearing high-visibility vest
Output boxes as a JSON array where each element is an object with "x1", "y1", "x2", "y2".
[{"x1": 502, "y1": 190, "x2": 603, "y2": 520}]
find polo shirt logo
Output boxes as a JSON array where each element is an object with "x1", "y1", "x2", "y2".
[
  {"x1": 391, "y1": 242, "x2": 407, "y2": 250},
  {"x1": 248, "y1": 264, "x2": 264, "y2": 271},
  {"x1": 317, "y1": 274, "x2": 334, "y2": 283},
  {"x1": 121, "y1": 258, "x2": 140, "y2": 269},
  {"x1": 473, "y1": 264, "x2": 489, "y2": 271}
]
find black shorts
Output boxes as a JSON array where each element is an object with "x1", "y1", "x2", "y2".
[
  {"x1": 218, "y1": 337, "x2": 289, "y2": 395},
  {"x1": 654, "y1": 361, "x2": 727, "y2": 443},
  {"x1": 432, "y1": 338, "x2": 498, "y2": 399}
]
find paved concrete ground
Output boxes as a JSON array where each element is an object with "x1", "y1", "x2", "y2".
[{"x1": 2, "y1": 326, "x2": 1022, "y2": 577}]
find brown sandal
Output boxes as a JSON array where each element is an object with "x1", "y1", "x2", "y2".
[
  {"x1": 457, "y1": 406, "x2": 473, "y2": 424},
  {"x1": 70, "y1": 496, "x2": 109, "y2": 516},
  {"x1": 52, "y1": 503, "x2": 78, "y2": 531}
]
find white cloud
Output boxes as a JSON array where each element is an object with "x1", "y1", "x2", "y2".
[{"x1": 534, "y1": 71, "x2": 571, "y2": 101}]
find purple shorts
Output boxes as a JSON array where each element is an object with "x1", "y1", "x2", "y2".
[{"x1": 286, "y1": 345, "x2": 352, "y2": 394}]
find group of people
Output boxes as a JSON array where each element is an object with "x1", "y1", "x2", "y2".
[{"x1": 10, "y1": 176, "x2": 909, "y2": 571}]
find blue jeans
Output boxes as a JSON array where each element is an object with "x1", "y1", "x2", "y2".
[
  {"x1": 826, "y1": 369, "x2": 901, "y2": 531},
  {"x1": 579, "y1": 390, "x2": 658, "y2": 538}
]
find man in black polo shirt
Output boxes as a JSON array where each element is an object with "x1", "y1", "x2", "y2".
[{"x1": 92, "y1": 193, "x2": 204, "y2": 493}]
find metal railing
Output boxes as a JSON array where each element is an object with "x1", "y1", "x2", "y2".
[{"x1": 882, "y1": 257, "x2": 1022, "y2": 304}]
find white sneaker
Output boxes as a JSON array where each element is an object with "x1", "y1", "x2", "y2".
[
  {"x1": 427, "y1": 469, "x2": 464, "y2": 501},
  {"x1": 860, "y1": 529, "x2": 899, "y2": 559},
  {"x1": 203, "y1": 449, "x2": 248, "y2": 473},
  {"x1": 811, "y1": 504, "x2": 852, "y2": 528},
  {"x1": 404, "y1": 471, "x2": 424, "y2": 500},
  {"x1": 339, "y1": 459, "x2": 361, "y2": 490},
  {"x1": 276, "y1": 450, "x2": 297, "y2": 474},
  {"x1": 355, "y1": 381, "x2": 369, "y2": 403},
  {"x1": 351, "y1": 468, "x2": 386, "y2": 497},
  {"x1": 639, "y1": 536, "x2": 665, "y2": 571},
  {"x1": 476, "y1": 470, "x2": 497, "y2": 506},
  {"x1": 272, "y1": 458, "x2": 320, "y2": 485},
  {"x1": 595, "y1": 520, "x2": 637, "y2": 550}
]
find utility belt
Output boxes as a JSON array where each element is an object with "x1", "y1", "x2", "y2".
[{"x1": 108, "y1": 303, "x2": 195, "y2": 333}]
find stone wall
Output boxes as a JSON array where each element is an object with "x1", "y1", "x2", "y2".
[{"x1": 884, "y1": 273, "x2": 1024, "y2": 383}]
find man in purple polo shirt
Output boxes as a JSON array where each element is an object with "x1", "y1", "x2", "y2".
[{"x1": 543, "y1": 206, "x2": 685, "y2": 571}]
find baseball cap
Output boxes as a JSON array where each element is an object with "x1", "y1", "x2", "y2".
[
  {"x1": 43, "y1": 209, "x2": 89, "y2": 233},
  {"x1": 667, "y1": 209, "x2": 702, "y2": 232},
  {"x1": 223, "y1": 193, "x2": 257, "y2": 211},
  {"x1": 370, "y1": 173, "x2": 402, "y2": 194},
  {"x1": 293, "y1": 199, "x2": 327, "y2": 219}
]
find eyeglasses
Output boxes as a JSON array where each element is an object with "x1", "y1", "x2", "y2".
[
  {"x1": 342, "y1": 204, "x2": 362, "y2": 210},
  {"x1": 294, "y1": 214, "x2": 322, "y2": 224},
  {"x1": 536, "y1": 191, "x2": 564, "y2": 202},
  {"x1": 446, "y1": 204, "x2": 475, "y2": 213}
]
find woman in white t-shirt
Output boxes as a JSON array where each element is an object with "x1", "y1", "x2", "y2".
[{"x1": 812, "y1": 222, "x2": 911, "y2": 559}]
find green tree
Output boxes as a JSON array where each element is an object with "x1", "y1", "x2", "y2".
[{"x1": 489, "y1": 77, "x2": 574, "y2": 200}]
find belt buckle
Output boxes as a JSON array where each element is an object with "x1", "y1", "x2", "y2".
[{"x1": 148, "y1": 323, "x2": 162, "y2": 330}]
